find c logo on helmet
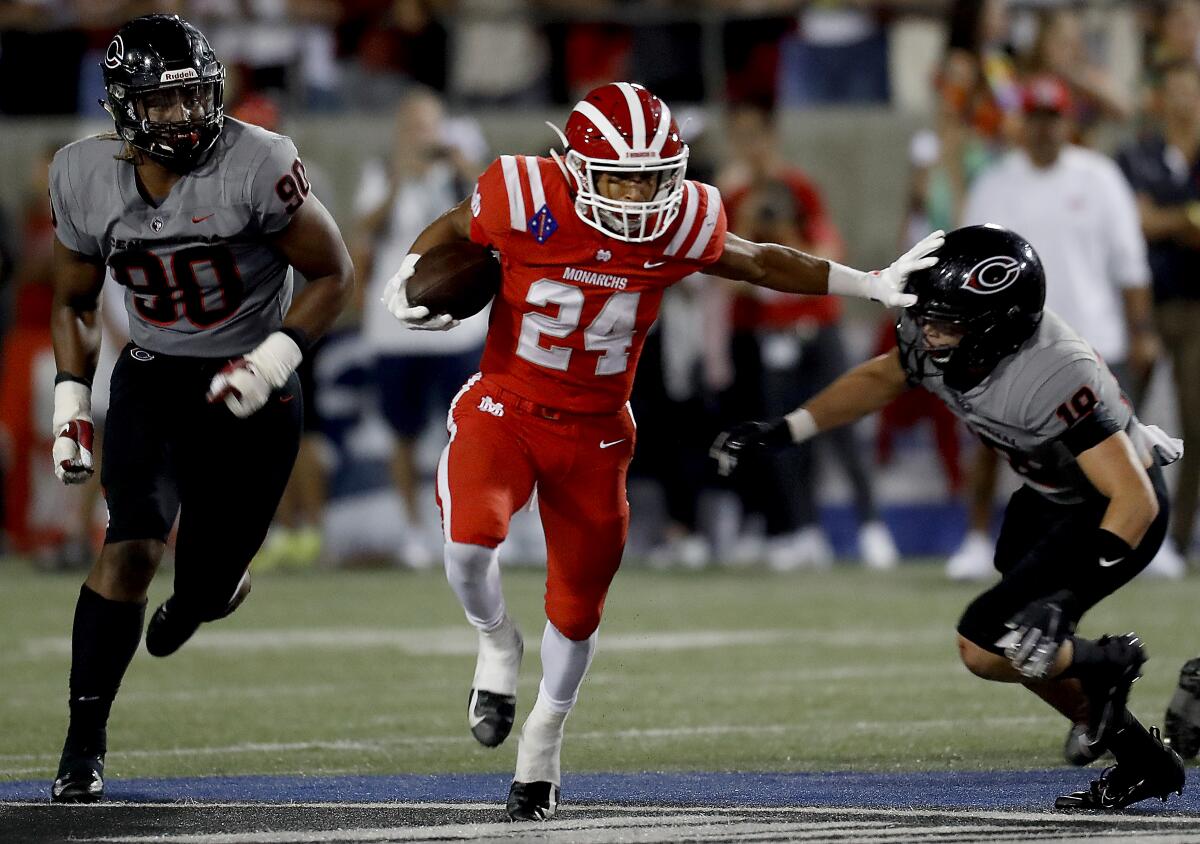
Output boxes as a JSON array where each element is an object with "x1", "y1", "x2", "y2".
[
  {"x1": 104, "y1": 35, "x2": 125, "y2": 69},
  {"x1": 962, "y1": 255, "x2": 1020, "y2": 295}
]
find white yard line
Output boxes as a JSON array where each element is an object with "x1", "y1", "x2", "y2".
[{"x1": 17, "y1": 626, "x2": 948, "y2": 659}]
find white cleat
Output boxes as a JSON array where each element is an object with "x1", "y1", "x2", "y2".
[
  {"x1": 945, "y1": 530, "x2": 995, "y2": 582},
  {"x1": 509, "y1": 695, "x2": 568, "y2": 819},
  {"x1": 468, "y1": 615, "x2": 523, "y2": 747},
  {"x1": 859, "y1": 520, "x2": 899, "y2": 570}
]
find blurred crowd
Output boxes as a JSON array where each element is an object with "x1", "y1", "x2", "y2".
[{"x1": 3, "y1": 0, "x2": 1200, "y2": 578}]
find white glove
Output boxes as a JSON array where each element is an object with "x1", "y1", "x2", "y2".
[
  {"x1": 381, "y1": 252, "x2": 460, "y2": 331},
  {"x1": 1141, "y1": 423, "x2": 1184, "y2": 466},
  {"x1": 52, "y1": 380, "x2": 95, "y2": 485},
  {"x1": 827, "y1": 229, "x2": 944, "y2": 308},
  {"x1": 206, "y1": 331, "x2": 303, "y2": 418}
]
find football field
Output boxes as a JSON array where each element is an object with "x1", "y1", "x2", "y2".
[{"x1": 1, "y1": 560, "x2": 1198, "y2": 841}]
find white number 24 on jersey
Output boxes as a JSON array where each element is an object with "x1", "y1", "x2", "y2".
[{"x1": 516, "y1": 279, "x2": 641, "y2": 375}]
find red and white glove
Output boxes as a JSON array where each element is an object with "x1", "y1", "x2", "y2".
[
  {"x1": 827, "y1": 230, "x2": 944, "y2": 308},
  {"x1": 381, "y1": 252, "x2": 459, "y2": 331},
  {"x1": 206, "y1": 331, "x2": 303, "y2": 418},
  {"x1": 52, "y1": 380, "x2": 95, "y2": 485}
]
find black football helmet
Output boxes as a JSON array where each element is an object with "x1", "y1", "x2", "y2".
[
  {"x1": 101, "y1": 15, "x2": 224, "y2": 170},
  {"x1": 897, "y1": 224, "x2": 1045, "y2": 391}
]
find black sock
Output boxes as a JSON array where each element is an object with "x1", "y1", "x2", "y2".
[
  {"x1": 1108, "y1": 709, "x2": 1163, "y2": 766},
  {"x1": 65, "y1": 585, "x2": 146, "y2": 753},
  {"x1": 1060, "y1": 636, "x2": 1108, "y2": 684}
]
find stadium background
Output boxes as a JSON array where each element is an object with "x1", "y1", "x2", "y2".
[{"x1": 4, "y1": 1, "x2": 1200, "y2": 839}]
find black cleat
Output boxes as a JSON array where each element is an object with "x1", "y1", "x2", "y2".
[
  {"x1": 506, "y1": 780, "x2": 560, "y2": 821},
  {"x1": 1081, "y1": 634, "x2": 1146, "y2": 749},
  {"x1": 1165, "y1": 657, "x2": 1200, "y2": 759},
  {"x1": 469, "y1": 688, "x2": 516, "y2": 748},
  {"x1": 146, "y1": 573, "x2": 251, "y2": 657},
  {"x1": 1056, "y1": 727, "x2": 1185, "y2": 810},
  {"x1": 51, "y1": 744, "x2": 105, "y2": 804}
]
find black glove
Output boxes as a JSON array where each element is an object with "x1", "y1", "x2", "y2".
[
  {"x1": 709, "y1": 418, "x2": 794, "y2": 477},
  {"x1": 995, "y1": 589, "x2": 1078, "y2": 679}
]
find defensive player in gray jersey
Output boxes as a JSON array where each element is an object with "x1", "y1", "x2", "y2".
[
  {"x1": 47, "y1": 15, "x2": 352, "y2": 802},
  {"x1": 712, "y1": 225, "x2": 1187, "y2": 811}
]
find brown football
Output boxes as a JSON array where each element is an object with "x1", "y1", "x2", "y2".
[{"x1": 405, "y1": 241, "x2": 501, "y2": 320}]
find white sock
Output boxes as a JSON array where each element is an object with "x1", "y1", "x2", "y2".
[
  {"x1": 473, "y1": 615, "x2": 523, "y2": 694},
  {"x1": 514, "y1": 693, "x2": 569, "y2": 785},
  {"x1": 443, "y1": 541, "x2": 505, "y2": 631},
  {"x1": 539, "y1": 621, "x2": 596, "y2": 711}
]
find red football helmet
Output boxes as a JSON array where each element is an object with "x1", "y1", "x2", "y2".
[{"x1": 548, "y1": 82, "x2": 688, "y2": 243}]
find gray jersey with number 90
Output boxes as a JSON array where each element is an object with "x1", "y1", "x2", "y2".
[{"x1": 49, "y1": 118, "x2": 311, "y2": 358}]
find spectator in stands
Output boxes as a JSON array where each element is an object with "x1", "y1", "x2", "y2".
[
  {"x1": 727, "y1": 178, "x2": 897, "y2": 570},
  {"x1": 718, "y1": 102, "x2": 896, "y2": 568},
  {"x1": 949, "y1": 75, "x2": 1178, "y2": 580},
  {"x1": 340, "y1": 0, "x2": 451, "y2": 108},
  {"x1": 776, "y1": 2, "x2": 889, "y2": 106},
  {"x1": 1024, "y1": 7, "x2": 1130, "y2": 143},
  {"x1": 1117, "y1": 60, "x2": 1200, "y2": 566},
  {"x1": 939, "y1": 0, "x2": 1021, "y2": 145},
  {"x1": 353, "y1": 88, "x2": 487, "y2": 569}
]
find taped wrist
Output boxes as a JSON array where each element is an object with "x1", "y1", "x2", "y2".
[
  {"x1": 53, "y1": 381, "x2": 93, "y2": 430},
  {"x1": 245, "y1": 331, "x2": 303, "y2": 389},
  {"x1": 825, "y1": 261, "x2": 869, "y2": 299}
]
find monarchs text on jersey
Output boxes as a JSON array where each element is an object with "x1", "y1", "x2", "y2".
[
  {"x1": 469, "y1": 155, "x2": 726, "y2": 414},
  {"x1": 49, "y1": 118, "x2": 311, "y2": 358}
]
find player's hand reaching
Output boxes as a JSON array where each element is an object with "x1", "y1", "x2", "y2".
[
  {"x1": 51, "y1": 380, "x2": 95, "y2": 484},
  {"x1": 709, "y1": 418, "x2": 793, "y2": 477},
  {"x1": 869, "y1": 230, "x2": 944, "y2": 307},
  {"x1": 996, "y1": 590, "x2": 1078, "y2": 680},
  {"x1": 382, "y1": 253, "x2": 459, "y2": 331},
  {"x1": 207, "y1": 331, "x2": 303, "y2": 418}
]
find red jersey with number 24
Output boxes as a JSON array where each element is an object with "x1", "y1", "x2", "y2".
[{"x1": 468, "y1": 155, "x2": 727, "y2": 414}]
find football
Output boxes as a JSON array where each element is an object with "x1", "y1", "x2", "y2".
[{"x1": 406, "y1": 241, "x2": 502, "y2": 320}]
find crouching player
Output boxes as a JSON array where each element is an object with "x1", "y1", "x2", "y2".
[{"x1": 712, "y1": 224, "x2": 1186, "y2": 810}]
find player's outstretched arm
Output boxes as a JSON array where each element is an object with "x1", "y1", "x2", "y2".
[
  {"x1": 49, "y1": 239, "x2": 105, "y2": 484},
  {"x1": 709, "y1": 230, "x2": 943, "y2": 308},
  {"x1": 207, "y1": 195, "x2": 354, "y2": 418},
  {"x1": 711, "y1": 348, "x2": 910, "y2": 475},
  {"x1": 381, "y1": 198, "x2": 473, "y2": 331}
]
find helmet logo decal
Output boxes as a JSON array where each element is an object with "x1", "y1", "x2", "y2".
[
  {"x1": 104, "y1": 35, "x2": 125, "y2": 69},
  {"x1": 962, "y1": 255, "x2": 1020, "y2": 295},
  {"x1": 160, "y1": 68, "x2": 199, "y2": 83}
]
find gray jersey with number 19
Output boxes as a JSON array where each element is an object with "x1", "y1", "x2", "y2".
[
  {"x1": 49, "y1": 117, "x2": 312, "y2": 358},
  {"x1": 898, "y1": 308, "x2": 1136, "y2": 504}
]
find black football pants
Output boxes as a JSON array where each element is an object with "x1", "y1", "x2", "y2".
[{"x1": 101, "y1": 343, "x2": 301, "y2": 618}]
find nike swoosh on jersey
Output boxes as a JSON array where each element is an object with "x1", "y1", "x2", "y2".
[
  {"x1": 1098, "y1": 556, "x2": 1125, "y2": 568},
  {"x1": 192, "y1": 214, "x2": 215, "y2": 224},
  {"x1": 643, "y1": 260, "x2": 667, "y2": 269},
  {"x1": 600, "y1": 439, "x2": 626, "y2": 449}
]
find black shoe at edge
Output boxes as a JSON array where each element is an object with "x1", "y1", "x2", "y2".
[
  {"x1": 1165, "y1": 657, "x2": 1200, "y2": 759},
  {"x1": 51, "y1": 744, "x2": 105, "y2": 804},
  {"x1": 506, "y1": 780, "x2": 560, "y2": 821},
  {"x1": 146, "y1": 573, "x2": 251, "y2": 658},
  {"x1": 1056, "y1": 727, "x2": 1185, "y2": 811}
]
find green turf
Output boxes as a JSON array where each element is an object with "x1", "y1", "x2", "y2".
[{"x1": 0, "y1": 559, "x2": 1193, "y2": 784}]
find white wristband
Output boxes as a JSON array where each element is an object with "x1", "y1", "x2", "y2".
[
  {"x1": 245, "y1": 331, "x2": 303, "y2": 389},
  {"x1": 825, "y1": 261, "x2": 869, "y2": 299},
  {"x1": 785, "y1": 408, "x2": 818, "y2": 444},
  {"x1": 53, "y1": 381, "x2": 92, "y2": 430}
]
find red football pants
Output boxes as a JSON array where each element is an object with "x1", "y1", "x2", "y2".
[{"x1": 436, "y1": 375, "x2": 636, "y2": 641}]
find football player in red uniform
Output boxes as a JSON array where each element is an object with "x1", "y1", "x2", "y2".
[{"x1": 382, "y1": 82, "x2": 942, "y2": 820}]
